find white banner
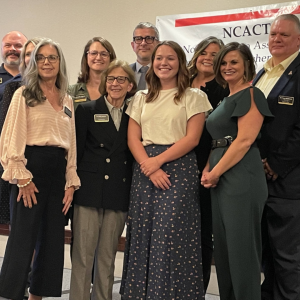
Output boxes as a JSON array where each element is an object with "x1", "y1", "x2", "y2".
[{"x1": 156, "y1": 1, "x2": 300, "y2": 71}]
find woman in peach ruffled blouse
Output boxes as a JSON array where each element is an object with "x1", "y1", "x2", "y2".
[{"x1": 0, "y1": 38, "x2": 80, "y2": 300}]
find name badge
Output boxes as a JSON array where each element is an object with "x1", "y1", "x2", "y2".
[
  {"x1": 74, "y1": 98, "x2": 86, "y2": 103},
  {"x1": 94, "y1": 114, "x2": 109, "y2": 122},
  {"x1": 64, "y1": 106, "x2": 72, "y2": 118},
  {"x1": 278, "y1": 95, "x2": 294, "y2": 105},
  {"x1": 0, "y1": 78, "x2": 2, "y2": 84}
]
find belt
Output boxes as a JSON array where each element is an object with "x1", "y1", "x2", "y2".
[{"x1": 211, "y1": 136, "x2": 233, "y2": 149}]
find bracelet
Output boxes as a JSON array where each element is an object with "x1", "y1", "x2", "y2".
[{"x1": 17, "y1": 178, "x2": 32, "y2": 188}]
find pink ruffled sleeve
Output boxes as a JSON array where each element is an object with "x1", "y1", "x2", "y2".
[{"x1": 0, "y1": 87, "x2": 33, "y2": 183}]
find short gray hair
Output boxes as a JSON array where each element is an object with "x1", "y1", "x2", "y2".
[
  {"x1": 133, "y1": 22, "x2": 159, "y2": 40},
  {"x1": 273, "y1": 14, "x2": 300, "y2": 33},
  {"x1": 22, "y1": 38, "x2": 68, "y2": 107}
]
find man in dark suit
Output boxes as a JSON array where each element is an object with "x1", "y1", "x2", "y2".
[
  {"x1": 253, "y1": 14, "x2": 300, "y2": 300},
  {"x1": 130, "y1": 22, "x2": 159, "y2": 91}
]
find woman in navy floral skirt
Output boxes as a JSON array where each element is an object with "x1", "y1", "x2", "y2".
[{"x1": 120, "y1": 41, "x2": 212, "y2": 300}]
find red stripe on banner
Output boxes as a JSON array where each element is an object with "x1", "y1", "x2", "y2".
[{"x1": 175, "y1": 6, "x2": 300, "y2": 27}]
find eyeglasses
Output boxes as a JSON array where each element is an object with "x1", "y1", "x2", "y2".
[
  {"x1": 133, "y1": 36, "x2": 158, "y2": 44},
  {"x1": 36, "y1": 54, "x2": 59, "y2": 63},
  {"x1": 87, "y1": 51, "x2": 110, "y2": 59},
  {"x1": 106, "y1": 76, "x2": 129, "y2": 84}
]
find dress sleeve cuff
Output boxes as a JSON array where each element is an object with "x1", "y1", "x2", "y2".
[
  {"x1": 2, "y1": 167, "x2": 33, "y2": 184},
  {"x1": 65, "y1": 168, "x2": 81, "y2": 190}
]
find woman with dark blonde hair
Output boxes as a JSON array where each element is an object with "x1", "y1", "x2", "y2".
[
  {"x1": 121, "y1": 41, "x2": 212, "y2": 299},
  {"x1": 188, "y1": 36, "x2": 229, "y2": 291},
  {"x1": 69, "y1": 36, "x2": 116, "y2": 110},
  {"x1": 70, "y1": 59, "x2": 136, "y2": 300}
]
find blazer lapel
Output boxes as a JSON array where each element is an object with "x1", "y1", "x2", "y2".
[
  {"x1": 95, "y1": 96, "x2": 118, "y2": 141},
  {"x1": 252, "y1": 68, "x2": 265, "y2": 86},
  {"x1": 108, "y1": 105, "x2": 129, "y2": 156},
  {"x1": 268, "y1": 55, "x2": 300, "y2": 100}
]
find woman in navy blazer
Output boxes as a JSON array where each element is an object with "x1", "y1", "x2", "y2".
[{"x1": 70, "y1": 60, "x2": 137, "y2": 300}]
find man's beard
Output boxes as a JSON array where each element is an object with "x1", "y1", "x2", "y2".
[{"x1": 1, "y1": 50, "x2": 20, "y2": 66}]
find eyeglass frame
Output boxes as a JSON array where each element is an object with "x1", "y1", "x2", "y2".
[
  {"x1": 35, "y1": 54, "x2": 59, "y2": 63},
  {"x1": 86, "y1": 50, "x2": 111, "y2": 59},
  {"x1": 132, "y1": 36, "x2": 158, "y2": 44},
  {"x1": 106, "y1": 76, "x2": 129, "y2": 84}
]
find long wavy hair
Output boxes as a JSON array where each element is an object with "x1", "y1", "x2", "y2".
[
  {"x1": 22, "y1": 38, "x2": 69, "y2": 107},
  {"x1": 19, "y1": 37, "x2": 44, "y2": 77},
  {"x1": 99, "y1": 59, "x2": 137, "y2": 97},
  {"x1": 187, "y1": 36, "x2": 224, "y2": 82},
  {"x1": 77, "y1": 37, "x2": 116, "y2": 83},
  {"x1": 145, "y1": 41, "x2": 190, "y2": 104}
]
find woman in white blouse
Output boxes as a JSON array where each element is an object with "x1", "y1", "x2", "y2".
[
  {"x1": 120, "y1": 41, "x2": 212, "y2": 299},
  {"x1": 0, "y1": 38, "x2": 80, "y2": 300}
]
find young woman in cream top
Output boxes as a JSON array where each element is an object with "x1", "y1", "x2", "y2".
[{"x1": 120, "y1": 41, "x2": 212, "y2": 300}]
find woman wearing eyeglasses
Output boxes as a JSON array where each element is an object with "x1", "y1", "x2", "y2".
[
  {"x1": 70, "y1": 59, "x2": 136, "y2": 300},
  {"x1": 69, "y1": 37, "x2": 116, "y2": 110},
  {"x1": 0, "y1": 38, "x2": 80, "y2": 300}
]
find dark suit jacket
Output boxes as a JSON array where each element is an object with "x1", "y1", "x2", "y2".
[
  {"x1": 74, "y1": 95, "x2": 133, "y2": 211},
  {"x1": 253, "y1": 53, "x2": 300, "y2": 199},
  {"x1": 129, "y1": 62, "x2": 137, "y2": 72},
  {"x1": 130, "y1": 62, "x2": 147, "y2": 92}
]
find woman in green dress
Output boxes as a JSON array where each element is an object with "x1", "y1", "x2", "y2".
[{"x1": 201, "y1": 42, "x2": 273, "y2": 300}]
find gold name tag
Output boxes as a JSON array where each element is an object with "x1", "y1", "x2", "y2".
[
  {"x1": 74, "y1": 98, "x2": 86, "y2": 103},
  {"x1": 0, "y1": 78, "x2": 2, "y2": 84},
  {"x1": 278, "y1": 95, "x2": 294, "y2": 105},
  {"x1": 94, "y1": 114, "x2": 109, "y2": 122}
]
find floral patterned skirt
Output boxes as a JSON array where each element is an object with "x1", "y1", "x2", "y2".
[{"x1": 120, "y1": 145, "x2": 204, "y2": 300}]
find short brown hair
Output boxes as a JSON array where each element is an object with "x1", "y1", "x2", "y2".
[
  {"x1": 77, "y1": 37, "x2": 116, "y2": 83},
  {"x1": 99, "y1": 59, "x2": 137, "y2": 97},
  {"x1": 213, "y1": 42, "x2": 255, "y2": 87},
  {"x1": 145, "y1": 41, "x2": 190, "y2": 103}
]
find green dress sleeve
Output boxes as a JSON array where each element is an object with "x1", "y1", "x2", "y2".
[{"x1": 231, "y1": 87, "x2": 274, "y2": 123}]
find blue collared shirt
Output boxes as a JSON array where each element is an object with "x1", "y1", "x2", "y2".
[{"x1": 0, "y1": 72, "x2": 21, "y2": 102}]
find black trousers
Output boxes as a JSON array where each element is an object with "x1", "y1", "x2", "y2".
[
  {"x1": 261, "y1": 196, "x2": 300, "y2": 300},
  {"x1": 0, "y1": 146, "x2": 66, "y2": 300}
]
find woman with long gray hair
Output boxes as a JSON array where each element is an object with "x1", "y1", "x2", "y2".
[{"x1": 0, "y1": 38, "x2": 80, "y2": 300}]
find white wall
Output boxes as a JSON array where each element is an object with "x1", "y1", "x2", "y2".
[{"x1": 0, "y1": 0, "x2": 284, "y2": 84}]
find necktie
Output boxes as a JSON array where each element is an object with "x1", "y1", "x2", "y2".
[{"x1": 137, "y1": 66, "x2": 149, "y2": 91}]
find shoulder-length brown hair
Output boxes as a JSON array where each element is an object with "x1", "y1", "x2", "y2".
[
  {"x1": 145, "y1": 41, "x2": 190, "y2": 104},
  {"x1": 213, "y1": 42, "x2": 256, "y2": 87},
  {"x1": 77, "y1": 37, "x2": 116, "y2": 83},
  {"x1": 187, "y1": 36, "x2": 224, "y2": 82},
  {"x1": 99, "y1": 59, "x2": 137, "y2": 97}
]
